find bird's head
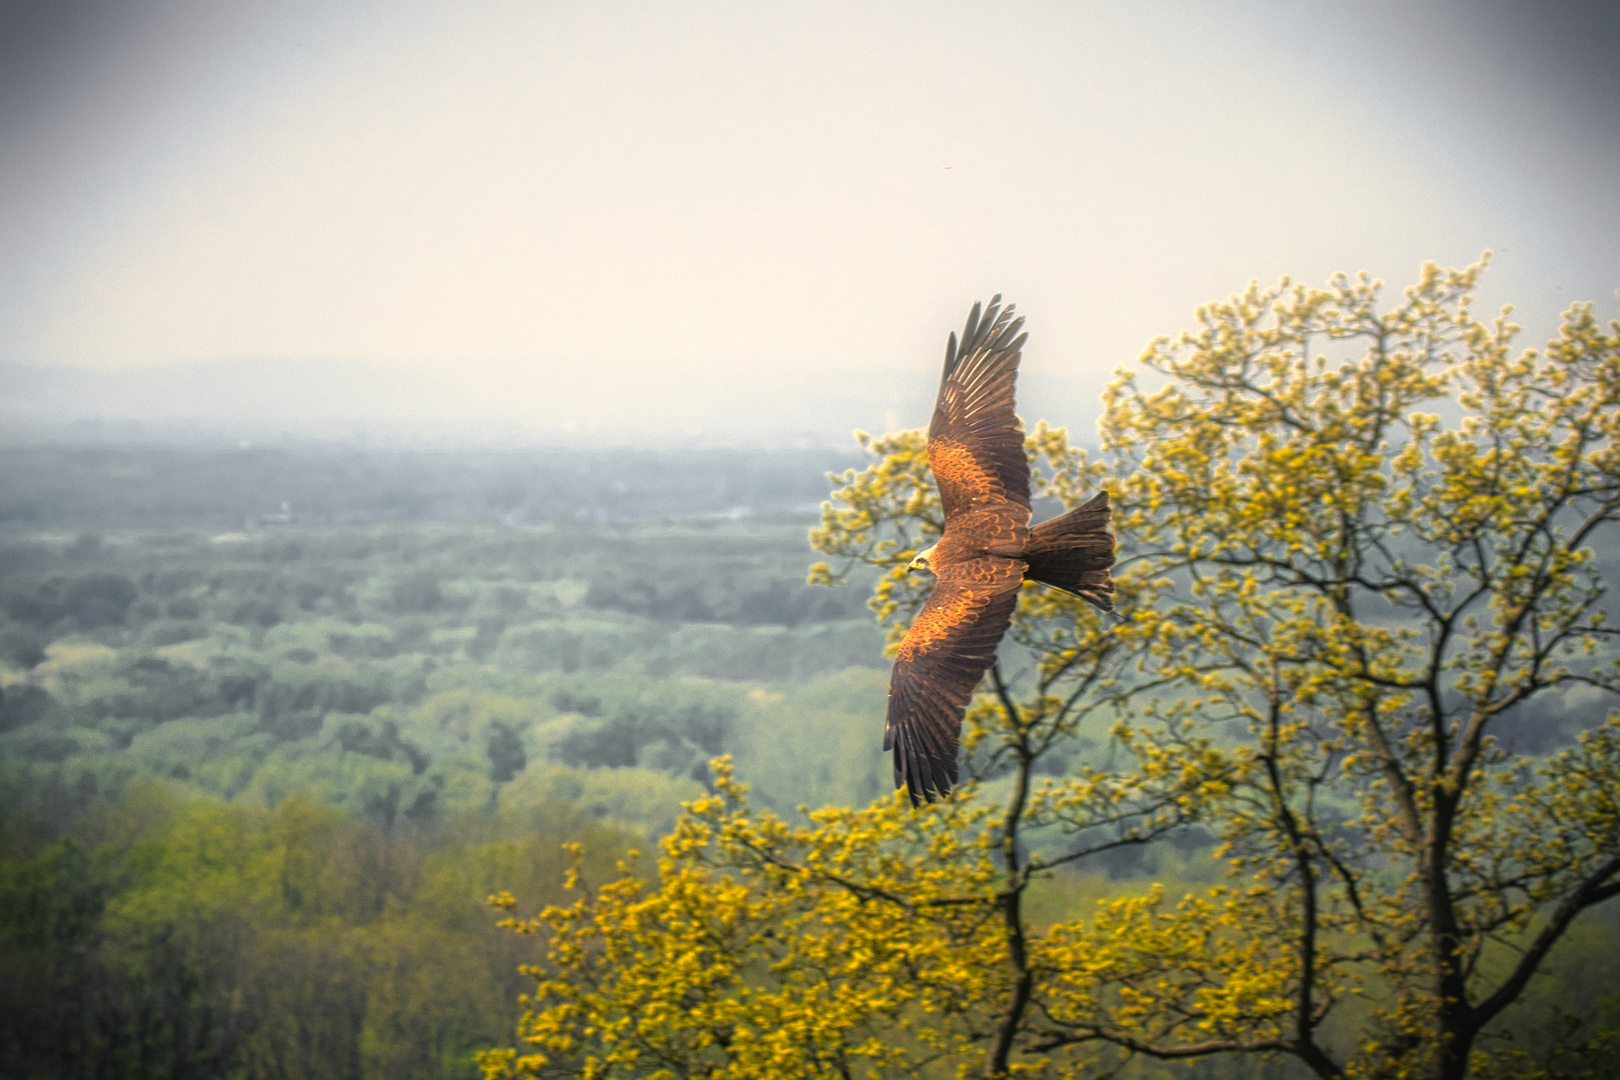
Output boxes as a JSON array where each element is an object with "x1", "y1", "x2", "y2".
[{"x1": 908, "y1": 544, "x2": 938, "y2": 574}]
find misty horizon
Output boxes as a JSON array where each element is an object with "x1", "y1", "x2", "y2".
[{"x1": 0, "y1": 349, "x2": 1125, "y2": 449}]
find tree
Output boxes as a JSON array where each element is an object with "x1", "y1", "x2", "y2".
[{"x1": 484, "y1": 259, "x2": 1620, "y2": 1080}]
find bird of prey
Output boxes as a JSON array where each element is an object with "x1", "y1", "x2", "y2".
[{"x1": 886, "y1": 296, "x2": 1117, "y2": 806}]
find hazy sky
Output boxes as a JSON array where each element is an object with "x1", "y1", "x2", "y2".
[{"x1": 3, "y1": 0, "x2": 1618, "y2": 438}]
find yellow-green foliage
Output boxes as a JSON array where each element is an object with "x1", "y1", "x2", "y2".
[
  {"x1": 489, "y1": 261, "x2": 1620, "y2": 1080},
  {"x1": 487, "y1": 762, "x2": 1004, "y2": 1079}
]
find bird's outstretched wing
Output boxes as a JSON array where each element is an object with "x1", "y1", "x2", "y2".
[
  {"x1": 928, "y1": 295, "x2": 1031, "y2": 521},
  {"x1": 885, "y1": 554, "x2": 1023, "y2": 805}
]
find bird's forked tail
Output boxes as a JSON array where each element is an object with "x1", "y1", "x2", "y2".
[{"x1": 1022, "y1": 491, "x2": 1119, "y2": 617}]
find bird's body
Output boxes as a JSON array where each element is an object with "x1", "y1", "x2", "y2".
[{"x1": 885, "y1": 297, "x2": 1117, "y2": 805}]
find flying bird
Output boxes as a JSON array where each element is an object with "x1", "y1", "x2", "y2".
[{"x1": 886, "y1": 296, "x2": 1117, "y2": 806}]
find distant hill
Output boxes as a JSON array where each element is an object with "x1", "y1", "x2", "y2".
[
  {"x1": 0, "y1": 443, "x2": 867, "y2": 530},
  {"x1": 0, "y1": 357, "x2": 1106, "y2": 448}
]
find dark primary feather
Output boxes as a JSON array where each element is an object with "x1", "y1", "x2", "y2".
[{"x1": 944, "y1": 294, "x2": 1026, "y2": 377}]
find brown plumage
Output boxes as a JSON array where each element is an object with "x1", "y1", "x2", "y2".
[{"x1": 885, "y1": 296, "x2": 1118, "y2": 806}]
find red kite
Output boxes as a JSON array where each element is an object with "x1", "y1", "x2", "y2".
[{"x1": 886, "y1": 296, "x2": 1117, "y2": 805}]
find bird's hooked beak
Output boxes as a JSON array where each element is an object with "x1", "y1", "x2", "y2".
[{"x1": 909, "y1": 544, "x2": 937, "y2": 574}]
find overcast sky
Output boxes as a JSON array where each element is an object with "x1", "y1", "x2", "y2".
[{"x1": 2, "y1": 0, "x2": 1617, "y2": 440}]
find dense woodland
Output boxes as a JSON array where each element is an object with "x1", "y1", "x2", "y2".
[
  {"x1": 1, "y1": 436, "x2": 1617, "y2": 1079},
  {"x1": 0, "y1": 444, "x2": 895, "y2": 1079}
]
